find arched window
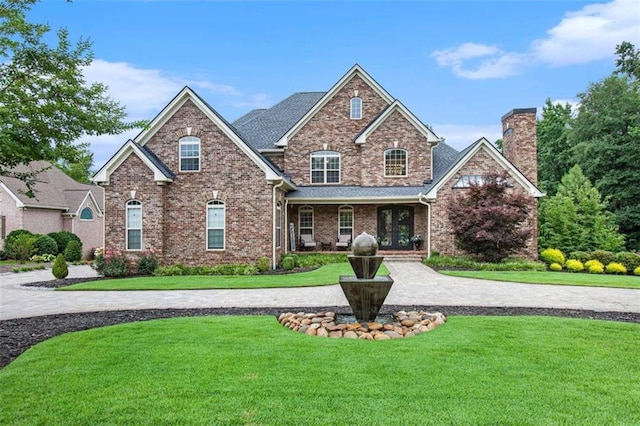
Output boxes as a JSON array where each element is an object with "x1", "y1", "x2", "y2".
[
  {"x1": 179, "y1": 136, "x2": 201, "y2": 172},
  {"x1": 298, "y1": 206, "x2": 314, "y2": 239},
  {"x1": 207, "y1": 200, "x2": 225, "y2": 250},
  {"x1": 350, "y1": 97, "x2": 362, "y2": 119},
  {"x1": 80, "y1": 207, "x2": 94, "y2": 221},
  {"x1": 310, "y1": 151, "x2": 340, "y2": 184},
  {"x1": 126, "y1": 200, "x2": 142, "y2": 250},
  {"x1": 384, "y1": 149, "x2": 408, "y2": 177}
]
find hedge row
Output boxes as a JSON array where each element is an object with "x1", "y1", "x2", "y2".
[{"x1": 540, "y1": 248, "x2": 640, "y2": 276}]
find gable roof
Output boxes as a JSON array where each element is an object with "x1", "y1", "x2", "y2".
[
  {"x1": 1, "y1": 161, "x2": 104, "y2": 212},
  {"x1": 423, "y1": 137, "x2": 543, "y2": 199},
  {"x1": 93, "y1": 87, "x2": 294, "y2": 188},
  {"x1": 233, "y1": 92, "x2": 325, "y2": 151},
  {"x1": 353, "y1": 100, "x2": 440, "y2": 145},
  {"x1": 276, "y1": 64, "x2": 395, "y2": 147}
]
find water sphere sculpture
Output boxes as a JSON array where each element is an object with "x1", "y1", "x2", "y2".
[{"x1": 339, "y1": 232, "x2": 395, "y2": 322}]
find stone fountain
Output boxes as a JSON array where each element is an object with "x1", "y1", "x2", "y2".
[{"x1": 339, "y1": 232, "x2": 395, "y2": 322}]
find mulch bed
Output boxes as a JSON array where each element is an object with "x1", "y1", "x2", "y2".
[{"x1": 2, "y1": 301, "x2": 639, "y2": 369}]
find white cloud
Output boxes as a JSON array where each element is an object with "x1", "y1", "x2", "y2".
[
  {"x1": 433, "y1": 123, "x2": 503, "y2": 151},
  {"x1": 431, "y1": 0, "x2": 640, "y2": 78},
  {"x1": 532, "y1": 0, "x2": 640, "y2": 66},
  {"x1": 431, "y1": 43, "x2": 526, "y2": 79}
]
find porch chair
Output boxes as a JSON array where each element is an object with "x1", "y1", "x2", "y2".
[
  {"x1": 335, "y1": 234, "x2": 351, "y2": 251},
  {"x1": 300, "y1": 234, "x2": 317, "y2": 251}
]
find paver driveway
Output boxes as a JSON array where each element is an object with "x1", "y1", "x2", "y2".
[{"x1": 1, "y1": 262, "x2": 638, "y2": 320}]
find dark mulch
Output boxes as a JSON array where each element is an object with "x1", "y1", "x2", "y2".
[{"x1": 2, "y1": 304, "x2": 639, "y2": 369}]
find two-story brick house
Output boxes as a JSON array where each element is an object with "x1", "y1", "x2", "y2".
[{"x1": 93, "y1": 65, "x2": 542, "y2": 268}]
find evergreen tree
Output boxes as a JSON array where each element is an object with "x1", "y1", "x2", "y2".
[{"x1": 539, "y1": 165, "x2": 624, "y2": 253}]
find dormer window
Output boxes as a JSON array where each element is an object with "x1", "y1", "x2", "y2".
[
  {"x1": 350, "y1": 97, "x2": 362, "y2": 120},
  {"x1": 311, "y1": 151, "x2": 340, "y2": 184},
  {"x1": 179, "y1": 136, "x2": 200, "y2": 172},
  {"x1": 384, "y1": 149, "x2": 407, "y2": 177}
]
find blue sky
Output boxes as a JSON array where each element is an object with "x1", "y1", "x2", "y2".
[{"x1": 27, "y1": 0, "x2": 640, "y2": 168}]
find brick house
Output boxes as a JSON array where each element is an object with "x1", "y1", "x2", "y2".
[
  {"x1": 93, "y1": 65, "x2": 542, "y2": 267},
  {"x1": 0, "y1": 161, "x2": 104, "y2": 258}
]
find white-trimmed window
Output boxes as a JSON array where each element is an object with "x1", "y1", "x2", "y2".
[
  {"x1": 179, "y1": 136, "x2": 200, "y2": 172},
  {"x1": 207, "y1": 200, "x2": 225, "y2": 250},
  {"x1": 126, "y1": 200, "x2": 142, "y2": 250},
  {"x1": 311, "y1": 151, "x2": 340, "y2": 184},
  {"x1": 453, "y1": 175, "x2": 486, "y2": 188},
  {"x1": 299, "y1": 206, "x2": 314, "y2": 239},
  {"x1": 80, "y1": 207, "x2": 94, "y2": 221},
  {"x1": 275, "y1": 203, "x2": 282, "y2": 249},
  {"x1": 384, "y1": 149, "x2": 408, "y2": 177},
  {"x1": 350, "y1": 97, "x2": 362, "y2": 119},
  {"x1": 338, "y1": 206, "x2": 354, "y2": 240}
]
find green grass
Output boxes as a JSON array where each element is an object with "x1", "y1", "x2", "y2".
[
  {"x1": 1, "y1": 316, "x2": 638, "y2": 424},
  {"x1": 59, "y1": 263, "x2": 389, "y2": 291},
  {"x1": 440, "y1": 270, "x2": 640, "y2": 289}
]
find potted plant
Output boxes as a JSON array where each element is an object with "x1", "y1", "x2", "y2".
[{"x1": 410, "y1": 235, "x2": 423, "y2": 250}]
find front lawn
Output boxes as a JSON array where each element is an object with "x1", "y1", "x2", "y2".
[
  {"x1": 440, "y1": 270, "x2": 640, "y2": 289},
  {"x1": 59, "y1": 262, "x2": 389, "y2": 291},
  {"x1": 0, "y1": 316, "x2": 638, "y2": 424}
]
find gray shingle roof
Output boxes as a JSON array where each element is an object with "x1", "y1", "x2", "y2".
[
  {"x1": 232, "y1": 92, "x2": 325, "y2": 151},
  {"x1": 137, "y1": 143, "x2": 175, "y2": 179}
]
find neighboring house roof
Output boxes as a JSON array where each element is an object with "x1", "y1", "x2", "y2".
[
  {"x1": 92, "y1": 87, "x2": 295, "y2": 189},
  {"x1": 276, "y1": 64, "x2": 395, "y2": 147},
  {"x1": 0, "y1": 161, "x2": 104, "y2": 214},
  {"x1": 233, "y1": 92, "x2": 325, "y2": 151},
  {"x1": 353, "y1": 100, "x2": 440, "y2": 145}
]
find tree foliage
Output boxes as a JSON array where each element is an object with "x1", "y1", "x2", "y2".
[
  {"x1": 536, "y1": 99, "x2": 574, "y2": 196},
  {"x1": 447, "y1": 173, "x2": 531, "y2": 262},
  {"x1": 539, "y1": 165, "x2": 624, "y2": 254},
  {"x1": 0, "y1": 0, "x2": 142, "y2": 194}
]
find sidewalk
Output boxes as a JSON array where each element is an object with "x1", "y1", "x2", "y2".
[{"x1": 1, "y1": 263, "x2": 639, "y2": 320}]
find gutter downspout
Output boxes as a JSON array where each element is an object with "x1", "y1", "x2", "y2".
[
  {"x1": 418, "y1": 193, "x2": 431, "y2": 259},
  {"x1": 272, "y1": 180, "x2": 285, "y2": 270}
]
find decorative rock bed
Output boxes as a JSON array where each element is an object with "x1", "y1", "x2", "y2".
[{"x1": 278, "y1": 310, "x2": 446, "y2": 339}]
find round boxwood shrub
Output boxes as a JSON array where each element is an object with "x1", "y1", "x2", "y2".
[
  {"x1": 568, "y1": 251, "x2": 591, "y2": 264},
  {"x1": 257, "y1": 256, "x2": 271, "y2": 272},
  {"x1": 540, "y1": 248, "x2": 565, "y2": 266},
  {"x1": 565, "y1": 259, "x2": 584, "y2": 273},
  {"x1": 48, "y1": 231, "x2": 81, "y2": 255},
  {"x1": 281, "y1": 256, "x2": 295, "y2": 271},
  {"x1": 549, "y1": 262, "x2": 563, "y2": 272},
  {"x1": 63, "y1": 239, "x2": 83, "y2": 262},
  {"x1": 605, "y1": 262, "x2": 627, "y2": 275},
  {"x1": 614, "y1": 252, "x2": 640, "y2": 271},
  {"x1": 634, "y1": 266, "x2": 640, "y2": 276},
  {"x1": 591, "y1": 250, "x2": 614, "y2": 267},
  {"x1": 52, "y1": 254, "x2": 69, "y2": 279},
  {"x1": 33, "y1": 234, "x2": 58, "y2": 257},
  {"x1": 584, "y1": 259, "x2": 604, "y2": 270}
]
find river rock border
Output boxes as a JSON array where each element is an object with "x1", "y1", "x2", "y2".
[{"x1": 278, "y1": 310, "x2": 447, "y2": 339}]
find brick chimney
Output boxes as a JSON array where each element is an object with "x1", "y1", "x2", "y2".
[{"x1": 501, "y1": 108, "x2": 537, "y2": 186}]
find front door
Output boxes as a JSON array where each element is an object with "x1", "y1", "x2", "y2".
[{"x1": 377, "y1": 206, "x2": 414, "y2": 250}]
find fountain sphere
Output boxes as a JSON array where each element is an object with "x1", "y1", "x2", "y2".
[{"x1": 351, "y1": 232, "x2": 378, "y2": 256}]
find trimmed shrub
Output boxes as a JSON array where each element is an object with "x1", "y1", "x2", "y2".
[
  {"x1": 605, "y1": 262, "x2": 627, "y2": 275},
  {"x1": 565, "y1": 259, "x2": 584, "y2": 273},
  {"x1": 33, "y1": 235, "x2": 58, "y2": 256},
  {"x1": 257, "y1": 256, "x2": 271, "y2": 272},
  {"x1": 294, "y1": 253, "x2": 347, "y2": 268},
  {"x1": 588, "y1": 264, "x2": 604, "y2": 274},
  {"x1": 549, "y1": 262, "x2": 563, "y2": 272},
  {"x1": 5, "y1": 233, "x2": 37, "y2": 263},
  {"x1": 52, "y1": 254, "x2": 69, "y2": 279},
  {"x1": 48, "y1": 231, "x2": 81, "y2": 255},
  {"x1": 153, "y1": 265, "x2": 185, "y2": 276},
  {"x1": 63, "y1": 240, "x2": 83, "y2": 262},
  {"x1": 101, "y1": 254, "x2": 131, "y2": 278},
  {"x1": 281, "y1": 256, "x2": 296, "y2": 271},
  {"x1": 584, "y1": 259, "x2": 604, "y2": 270},
  {"x1": 568, "y1": 251, "x2": 592, "y2": 264},
  {"x1": 4, "y1": 229, "x2": 33, "y2": 247},
  {"x1": 540, "y1": 248, "x2": 565, "y2": 266},
  {"x1": 613, "y1": 252, "x2": 640, "y2": 272},
  {"x1": 591, "y1": 250, "x2": 614, "y2": 267},
  {"x1": 137, "y1": 254, "x2": 159, "y2": 275},
  {"x1": 634, "y1": 266, "x2": 640, "y2": 276}
]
